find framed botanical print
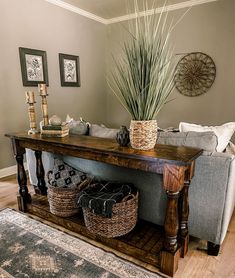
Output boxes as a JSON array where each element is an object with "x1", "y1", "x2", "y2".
[
  {"x1": 19, "y1": 47, "x2": 49, "y2": 86},
  {"x1": 59, "y1": 53, "x2": 80, "y2": 87}
]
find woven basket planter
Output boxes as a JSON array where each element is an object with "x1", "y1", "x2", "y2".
[
  {"x1": 130, "y1": 120, "x2": 158, "y2": 150},
  {"x1": 83, "y1": 191, "x2": 139, "y2": 238}
]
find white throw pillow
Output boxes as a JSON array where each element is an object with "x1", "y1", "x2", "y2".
[
  {"x1": 225, "y1": 141, "x2": 235, "y2": 155},
  {"x1": 179, "y1": 122, "x2": 235, "y2": 152}
]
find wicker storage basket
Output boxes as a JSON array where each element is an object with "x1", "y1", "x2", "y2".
[
  {"x1": 130, "y1": 120, "x2": 158, "y2": 150},
  {"x1": 48, "y1": 179, "x2": 90, "y2": 218},
  {"x1": 83, "y1": 191, "x2": 139, "y2": 238}
]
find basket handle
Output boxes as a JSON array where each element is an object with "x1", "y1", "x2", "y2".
[
  {"x1": 78, "y1": 177, "x2": 93, "y2": 190},
  {"x1": 121, "y1": 193, "x2": 135, "y2": 202}
]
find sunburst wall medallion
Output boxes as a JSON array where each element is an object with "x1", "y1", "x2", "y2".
[{"x1": 174, "y1": 52, "x2": 216, "y2": 97}]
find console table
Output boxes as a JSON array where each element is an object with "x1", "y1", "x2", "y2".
[{"x1": 6, "y1": 132, "x2": 202, "y2": 276}]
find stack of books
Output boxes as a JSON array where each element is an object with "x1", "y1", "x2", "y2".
[{"x1": 41, "y1": 123, "x2": 69, "y2": 137}]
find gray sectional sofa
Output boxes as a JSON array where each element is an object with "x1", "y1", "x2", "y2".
[{"x1": 26, "y1": 127, "x2": 235, "y2": 255}]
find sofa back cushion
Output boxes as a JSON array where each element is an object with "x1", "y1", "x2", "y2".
[
  {"x1": 89, "y1": 124, "x2": 119, "y2": 139},
  {"x1": 157, "y1": 131, "x2": 218, "y2": 153},
  {"x1": 179, "y1": 122, "x2": 235, "y2": 152}
]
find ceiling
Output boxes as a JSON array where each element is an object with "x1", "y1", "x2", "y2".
[
  {"x1": 45, "y1": 0, "x2": 219, "y2": 23},
  {"x1": 62, "y1": 0, "x2": 195, "y2": 19}
]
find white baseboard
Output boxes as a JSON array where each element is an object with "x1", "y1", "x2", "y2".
[{"x1": 0, "y1": 163, "x2": 28, "y2": 179}]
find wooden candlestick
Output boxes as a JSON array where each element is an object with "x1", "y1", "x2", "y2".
[
  {"x1": 41, "y1": 96, "x2": 49, "y2": 126},
  {"x1": 25, "y1": 91, "x2": 38, "y2": 135},
  {"x1": 38, "y1": 84, "x2": 49, "y2": 126}
]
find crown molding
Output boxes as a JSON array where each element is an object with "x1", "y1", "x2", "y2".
[
  {"x1": 44, "y1": 0, "x2": 218, "y2": 25},
  {"x1": 107, "y1": 0, "x2": 218, "y2": 24},
  {"x1": 44, "y1": 0, "x2": 109, "y2": 24}
]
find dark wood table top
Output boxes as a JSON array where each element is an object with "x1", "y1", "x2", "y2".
[{"x1": 6, "y1": 132, "x2": 203, "y2": 173}]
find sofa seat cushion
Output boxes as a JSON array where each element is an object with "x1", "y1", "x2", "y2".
[{"x1": 157, "y1": 131, "x2": 218, "y2": 153}]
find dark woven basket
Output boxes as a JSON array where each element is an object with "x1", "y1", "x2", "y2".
[
  {"x1": 83, "y1": 191, "x2": 139, "y2": 238},
  {"x1": 48, "y1": 179, "x2": 90, "y2": 218}
]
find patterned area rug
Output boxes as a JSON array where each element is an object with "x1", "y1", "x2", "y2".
[{"x1": 0, "y1": 209, "x2": 162, "y2": 278}]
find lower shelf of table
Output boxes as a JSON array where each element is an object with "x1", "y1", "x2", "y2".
[{"x1": 27, "y1": 194, "x2": 165, "y2": 268}]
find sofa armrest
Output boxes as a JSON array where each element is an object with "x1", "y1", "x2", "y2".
[
  {"x1": 189, "y1": 153, "x2": 235, "y2": 244},
  {"x1": 220, "y1": 155, "x2": 235, "y2": 243}
]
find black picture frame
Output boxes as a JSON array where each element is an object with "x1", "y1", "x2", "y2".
[
  {"x1": 59, "y1": 53, "x2": 80, "y2": 87},
  {"x1": 19, "y1": 47, "x2": 49, "y2": 87}
]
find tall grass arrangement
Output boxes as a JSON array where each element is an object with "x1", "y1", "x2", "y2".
[{"x1": 108, "y1": 1, "x2": 182, "y2": 121}]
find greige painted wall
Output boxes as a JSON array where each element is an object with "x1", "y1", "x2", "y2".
[
  {"x1": 0, "y1": 0, "x2": 106, "y2": 169},
  {"x1": 106, "y1": 0, "x2": 235, "y2": 129},
  {"x1": 1, "y1": 0, "x2": 234, "y2": 171}
]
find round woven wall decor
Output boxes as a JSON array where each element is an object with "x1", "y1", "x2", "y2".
[{"x1": 174, "y1": 52, "x2": 216, "y2": 97}]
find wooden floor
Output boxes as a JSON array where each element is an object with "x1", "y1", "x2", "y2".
[
  {"x1": 1, "y1": 175, "x2": 235, "y2": 278},
  {"x1": 28, "y1": 194, "x2": 165, "y2": 267}
]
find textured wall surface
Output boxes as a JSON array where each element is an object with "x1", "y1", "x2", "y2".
[
  {"x1": 1, "y1": 0, "x2": 235, "y2": 170},
  {"x1": 106, "y1": 0, "x2": 235, "y2": 129},
  {"x1": 0, "y1": 0, "x2": 106, "y2": 168}
]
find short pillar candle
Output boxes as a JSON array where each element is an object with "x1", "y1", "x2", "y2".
[{"x1": 25, "y1": 91, "x2": 35, "y2": 104}]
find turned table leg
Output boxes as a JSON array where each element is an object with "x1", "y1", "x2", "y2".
[
  {"x1": 35, "y1": 150, "x2": 47, "y2": 195},
  {"x1": 179, "y1": 162, "x2": 195, "y2": 258},
  {"x1": 11, "y1": 139, "x2": 31, "y2": 212},
  {"x1": 164, "y1": 191, "x2": 180, "y2": 253},
  {"x1": 160, "y1": 164, "x2": 185, "y2": 277},
  {"x1": 179, "y1": 181, "x2": 190, "y2": 258}
]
